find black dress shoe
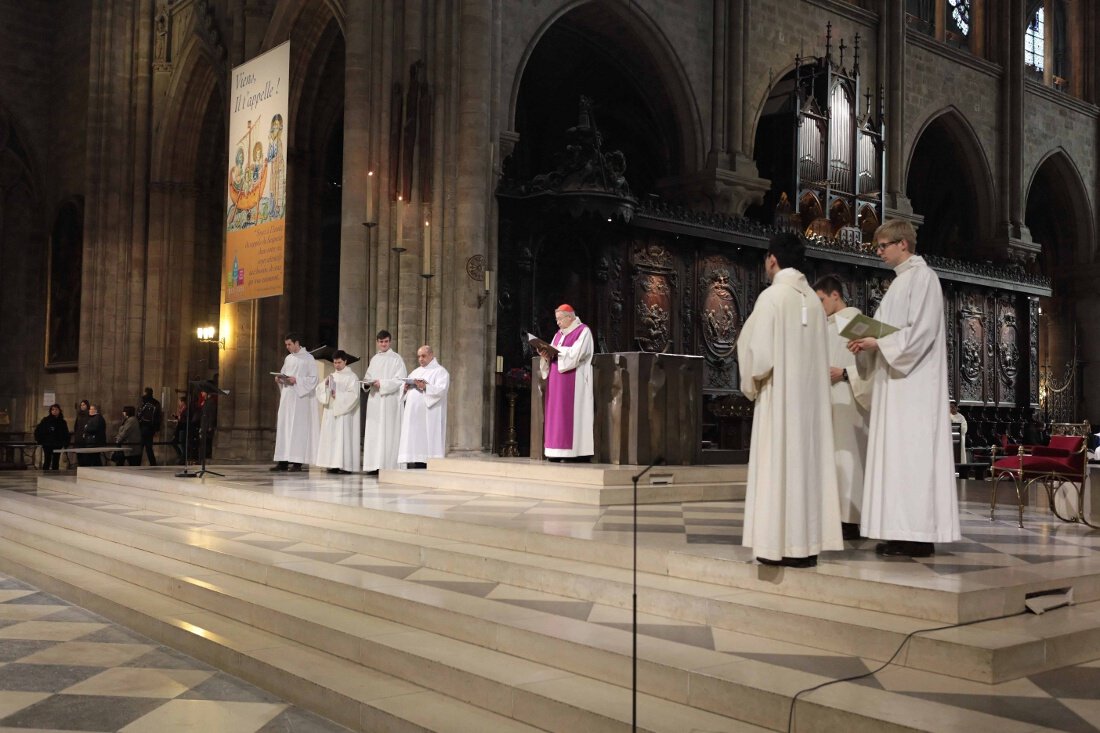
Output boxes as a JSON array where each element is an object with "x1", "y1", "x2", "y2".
[
  {"x1": 269, "y1": 462, "x2": 289, "y2": 472},
  {"x1": 876, "y1": 540, "x2": 935, "y2": 558},
  {"x1": 757, "y1": 555, "x2": 818, "y2": 568},
  {"x1": 288, "y1": 463, "x2": 302, "y2": 472},
  {"x1": 364, "y1": 469, "x2": 379, "y2": 476},
  {"x1": 326, "y1": 468, "x2": 341, "y2": 474},
  {"x1": 841, "y1": 522, "x2": 864, "y2": 540}
]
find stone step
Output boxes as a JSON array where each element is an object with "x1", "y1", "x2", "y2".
[
  {"x1": 378, "y1": 457, "x2": 747, "y2": 505},
  {"x1": 21, "y1": 479, "x2": 1100, "y2": 684},
  {"x1": 0, "y1": 498, "x2": 1051, "y2": 732},
  {"x1": 59, "y1": 467, "x2": 1021, "y2": 624},
  {"x1": 0, "y1": 504, "x2": 773, "y2": 732},
  {"x1": 0, "y1": 534, "x2": 547, "y2": 733}
]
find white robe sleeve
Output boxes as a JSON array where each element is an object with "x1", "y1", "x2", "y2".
[
  {"x1": 315, "y1": 378, "x2": 332, "y2": 406},
  {"x1": 331, "y1": 371, "x2": 361, "y2": 416},
  {"x1": 737, "y1": 295, "x2": 776, "y2": 401},
  {"x1": 294, "y1": 355, "x2": 319, "y2": 398},
  {"x1": 423, "y1": 368, "x2": 449, "y2": 409}
]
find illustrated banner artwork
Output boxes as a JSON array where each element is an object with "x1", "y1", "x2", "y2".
[{"x1": 224, "y1": 41, "x2": 289, "y2": 303}]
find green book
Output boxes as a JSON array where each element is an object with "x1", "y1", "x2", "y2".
[{"x1": 837, "y1": 313, "x2": 899, "y2": 340}]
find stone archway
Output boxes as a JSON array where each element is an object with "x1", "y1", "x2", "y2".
[
  {"x1": 905, "y1": 108, "x2": 997, "y2": 259},
  {"x1": 1025, "y1": 150, "x2": 1095, "y2": 421}
]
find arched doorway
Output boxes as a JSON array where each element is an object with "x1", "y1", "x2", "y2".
[
  {"x1": 1025, "y1": 151, "x2": 1092, "y2": 421},
  {"x1": 905, "y1": 109, "x2": 995, "y2": 259}
]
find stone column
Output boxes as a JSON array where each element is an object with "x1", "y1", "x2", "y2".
[
  {"x1": 995, "y1": 0, "x2": 1039, "y2": 267},
  {"x1": 80, "y1": 0, "x2": 155, "y2": 418},
  {"x1": 883, "y1": 0, "x2": 919, "y2": 226},
  {"x1": 338, "y1": 0, "x2": 373, "y2": 362},
  {"x1": 442, "y1": 0, "x2": 494, "y2": 453},
  {"x1": 707, "y1": 0, "x2": 728, "y2": 169}
]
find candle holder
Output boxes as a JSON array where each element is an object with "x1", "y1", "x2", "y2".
[{"x1": 502, "y1": 390, "x2": 520, "y2": 457}]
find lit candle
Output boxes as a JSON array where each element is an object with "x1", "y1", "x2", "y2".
[
  {"x1": 365, "y1": 170, "x2": 375, "y2": 224},
  {"x1": 484, "y1": 269, "x2": 493, "y2": 294},
  {"x1": 422, "y1": 216, "x2": 431, "y2": 275},
  {"x1": 496, "y1": 355, "x2": 504, "y2": 373},
  {"x1": 394, "y1": 197, "x2": 405, "y2": 249}
]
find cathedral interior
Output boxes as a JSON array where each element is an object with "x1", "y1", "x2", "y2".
[{"x1": 0, "y1": 0, "x2": 1097, "y2": 459}]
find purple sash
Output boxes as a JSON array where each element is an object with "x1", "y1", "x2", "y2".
[{"x1": 545, "y1": 324, "x2": 587, "y2": 450}]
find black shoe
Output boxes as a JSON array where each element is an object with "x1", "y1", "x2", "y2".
[
  {"x1": 841, "y1": 522, "x2": 864, "y2": 541},
  {"x1": 288, "y1": 463, "x2": 303, "y2": 472},
  {"x1": 270, "y1": 462, "x2": 289, "y2": 472},
  {"x1": 326, "y1": 468, "x2": 341, "y2": 474},
  {"x1": 364, "y1": 469, "x2": 379, "y2": 476},
  {"x1": 407, "y1": 462, "x2": 427, "y2": 469},
  {"x1": 876, "y1": 541, "x2": 934, "y2": 558},
  {"x1": 757, "y1": 555, "x2": 818, "y2": 568}
]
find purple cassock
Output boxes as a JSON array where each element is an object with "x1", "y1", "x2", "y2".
[{"x1": 544, "y1": 322, "x2": 594, "y2": 457}]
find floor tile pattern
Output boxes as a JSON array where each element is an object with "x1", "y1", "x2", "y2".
[{"x1": 0, "y1": 516, "x2": 351, "y2": 733}]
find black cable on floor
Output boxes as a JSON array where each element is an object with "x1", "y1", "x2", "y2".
[{"x1": 786, "y1": 609, "x2": 1030, "y2": 733}]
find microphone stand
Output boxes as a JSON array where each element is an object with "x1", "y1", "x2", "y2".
[{"x1": 631, "y1": 455, "x2": 664, "y2": 733}]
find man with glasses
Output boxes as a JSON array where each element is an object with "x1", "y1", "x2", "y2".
[
  {"x1": 848, "y1": 221, "x2": 960, "y2": 557},
  {"x1": 737, "y1": 233, "x2": 842, "y2": 568}
]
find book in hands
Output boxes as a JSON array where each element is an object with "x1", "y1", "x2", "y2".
[
  {"x1": 526, "y1": 332, "x2": 559, "y2": 358},
  {"x1": 837, "y1": 313, "x2": 899, "y2": 340},
  {"x1": 270, "y1": 372, "x2": 291, "y2": 383}
]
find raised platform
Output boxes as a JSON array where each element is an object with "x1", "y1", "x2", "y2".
[
  {"x1": 0, "y1": 463, "x2": 1098, "y2": 732},
  {"x1": 379, "y1": 456, "x2": 747, "y2": 505}
]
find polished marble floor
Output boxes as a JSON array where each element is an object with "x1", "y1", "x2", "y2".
[{"x1": 5, "y1": 466, "x2": 1100, "y2": 731}]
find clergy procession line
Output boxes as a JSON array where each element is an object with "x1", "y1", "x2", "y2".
[
  {"x1": 269, "y1": 218, "x2": 960, "y2": 570},
  {"x1": 271, "y1": 332, "x2": 450, "y2": 475}
]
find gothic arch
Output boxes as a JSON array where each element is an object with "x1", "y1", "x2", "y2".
[
  {"x1": 264, "y1": 0, "x2": 347, "y2": 48},
  {"x1": 1025, "y1": 148, "x2": 1094, "y2": 270},
  {"x1": 507, "y1": 0, "x2": 702, "y2": 182},
  {"x1": 905, "y1": 107, "x2": 997, "y2": 259}
]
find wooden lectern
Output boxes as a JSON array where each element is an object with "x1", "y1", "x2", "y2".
[{"x1": 530, "y1": 353, "x2": 703, "y2": 465}]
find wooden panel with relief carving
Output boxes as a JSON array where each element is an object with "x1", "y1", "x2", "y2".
[
  {"x1": 994, "y1": 295, "x2": 1020, "y2": 406},
  {"x1": 957, "y1": 291, "x2": 986, "y2": 403},
  {"x1": 631, "y1": 242, "x2": 676, "y2": 353}
]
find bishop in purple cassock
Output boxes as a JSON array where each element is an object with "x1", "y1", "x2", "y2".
[{"x1": 539, "y1": 304, "x2": 594, "y2": 460}]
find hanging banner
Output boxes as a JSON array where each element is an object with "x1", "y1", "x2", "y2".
[{"x1": 224, "y1": 41, "x2": 289, "y2": 303}]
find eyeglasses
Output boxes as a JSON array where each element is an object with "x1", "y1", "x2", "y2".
[{"x1": 875, "y1": 239, "x2": 902, "y2": 251}]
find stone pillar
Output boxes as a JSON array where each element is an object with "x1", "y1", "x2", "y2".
[
  {"x1": 442, "y1": 0, "x2": 494, "y2": 453},
  {"x1": 338, "y1": 0, "x2": 373, "y2": 362},
  {"x1": 657, "y1": 0, "x2": 768, "y2": 217},
  {"x1": 992, "y1": 0, "x2": 1039, "y2": 268},
  {"x1": 80, "y1": 0, "x2": 155, "y2": 420},
  {"x1": 883, "y1": 0, "x2": 918, "y2": 226}
]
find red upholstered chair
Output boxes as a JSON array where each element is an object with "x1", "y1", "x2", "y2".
[{"x1": 990, "y1": 422, "x2": 1093, "y2": 528}]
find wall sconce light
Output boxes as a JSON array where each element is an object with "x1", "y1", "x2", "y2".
[
  {"x1": 478, "y1": 269, "x2": 494, "y2": 308},
  {"x1": 196, "y1": 325, "x2": 225, "y2": 349}
]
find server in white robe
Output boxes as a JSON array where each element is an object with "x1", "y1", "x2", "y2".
[
  {"x1": 397, "y1": 345, "x2": 449, "y2": 467},
  {"x1": 272, "y1": 333, "x2": 320, "y2": 471},
  {"x1": 314, "y1": 350, "x2": 361, "y2": 474},
  {"x1": 949, "y1": 400, "x2": 968, "y2": 462},
  {"x1": 537, "y1": 304, "x2": 595, "y2": 460},
  {"x1": 814, "y1": 275, "x2": 873, "y2": 540},
  {"x1": 737, "y1": 233, "x2": 843, "y2": 567},
  {"x1": 362, "y1": 330, "x2": 407, "y2": 474},
  {"x1": 849, "y1": 220, "x2": 961, "y2": 557}
]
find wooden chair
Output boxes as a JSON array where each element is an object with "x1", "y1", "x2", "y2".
[{"x1": 990, "y1": 421, "x2": 1094, "y2": 528}]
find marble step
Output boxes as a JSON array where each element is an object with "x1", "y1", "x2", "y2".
[
  {"x1": 0, "y1": 506, "x2": 773, "y2": 732},
  {"x1": 54, "y1": 468, "x2": 1023, "y2": 625},
  {"x1": 17, "y1": 483, "x2": 1100, "y2": 685},
  {"x1": 0, "y1": 534, "x2": 547, "y2": 733},
  {"x1": 378, "y1": 457, "x2": 747, "y2": 505},
  {"x1": 0, "y1": 502, "x2": 1054, "y2": 733}
]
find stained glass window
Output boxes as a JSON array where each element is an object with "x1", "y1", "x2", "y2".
[
  {"x1": 1025, "y1": 8, "x2": 1045, "y2": 71},
  {"x1": 947, "y1": 0, "x2": 970, "y2": 36}
]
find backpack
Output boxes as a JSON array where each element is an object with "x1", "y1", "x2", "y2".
[{"x1": 138, "y1": 401, "x2": 158, "y2": 425}]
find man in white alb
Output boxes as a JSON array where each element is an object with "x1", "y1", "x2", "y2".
[
  {"x1": 362, "y1": 330, "x2": 406, "y2": 475},
  {"x1": 397, "y1": 345, "x2": 449, "y2": 468},
  {"x1": 314, "y1": 350, "x2": 361, "y2": 474},
  {"x1": 848, "y1": 220, "x2": 960, "y2": 557},
  {"x1": 814, "y1": 274, "x2": 873, "y2": 541},
  {"x1": 272, "y1": 332, "x2": 320, "y2": 472},
  {"x1": 737, "y1": 233, "x2": 843, "y2": 567}
]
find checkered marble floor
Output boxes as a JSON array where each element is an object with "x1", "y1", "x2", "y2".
[
  {"x1": 5, "y1": 467, "x2": 1100, "y2": 731},
  {"x1": 0, "y1": 573, "x2": 351, "y2": 731}
]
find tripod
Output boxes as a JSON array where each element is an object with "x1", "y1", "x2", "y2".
[{"x1": 176, "y1": 379, "x2": 228, "y2": 478}]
